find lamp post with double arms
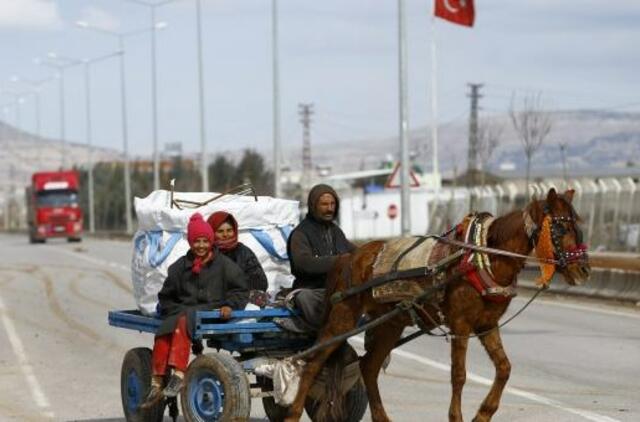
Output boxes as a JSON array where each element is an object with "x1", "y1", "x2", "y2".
[
  {"x1": 125, "y1": 0, "x2": 181, "y2": 192},
  {"x1": 76, "y1": 21, "x2": 166, "y2": 234},
  {"x1": 35, "y1": 54, "x2": 79, "y2": 169},
  {"x1": 10, "y1": 76, "x2": 54, "y2": 167},
  {"x1": 44, "y1": 52, "x2": 122, "y2": 233}
]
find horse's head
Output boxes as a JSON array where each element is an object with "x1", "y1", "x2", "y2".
[{"x1": 527, "y1": 188, "x2": 590, "y2": 285}]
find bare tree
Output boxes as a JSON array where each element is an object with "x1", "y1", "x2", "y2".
[
  {"x1": 477, "y1": 120, "x2": 502, "y2": 186},
  {"x1": 509, "y1": 92, "x2": 552, "y2": 198}
]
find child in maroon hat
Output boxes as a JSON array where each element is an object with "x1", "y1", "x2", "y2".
[
  {"x1": 207, "y1": 211, "x2": 268, "y2": 291},
  {"x1": 141, "y1": 213, "x2": 249, "y2": 409}
]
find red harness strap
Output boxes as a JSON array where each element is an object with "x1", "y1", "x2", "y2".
[{"x1": 464, "y1": 268, "x2": 512, "y2": 303}]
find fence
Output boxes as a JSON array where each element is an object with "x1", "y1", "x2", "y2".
[{"x1": 426, "y1": 177, "x2": 640, "y2": 252}]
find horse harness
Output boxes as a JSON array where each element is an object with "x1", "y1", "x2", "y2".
[
  {"x1": 298, "y1": 206, "x2": 587, "y2": 359},
  {"x1": 523, "y1": 204, "x2": 588, "y2": 269},
  {"x1": 455, "y1": 213, "x2": 516, "y2": 303}
]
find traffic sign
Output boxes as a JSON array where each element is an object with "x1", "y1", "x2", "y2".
[
  {"x1": 387, "y1": 204, "x2": 398, "y2": 220},
  {"x1": 385, "y1": 163, "x2": 420, "y2": 188}
]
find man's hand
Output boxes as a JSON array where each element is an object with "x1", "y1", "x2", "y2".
[{"x1": 220, "y1": 306, "x2": 233, "y2": 320}]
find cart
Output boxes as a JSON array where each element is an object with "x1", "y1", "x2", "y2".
[{"x1": 109, "y1": 308, "x2": 368, "y2": 422}]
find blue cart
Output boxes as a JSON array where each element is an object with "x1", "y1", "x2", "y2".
[{"x1": 109, "y1": 308, "x2": 367, "y2": 422}]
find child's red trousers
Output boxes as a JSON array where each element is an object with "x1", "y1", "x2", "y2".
[{"x1": 152, "y1": 314, "x2": 190, "y2": 375}]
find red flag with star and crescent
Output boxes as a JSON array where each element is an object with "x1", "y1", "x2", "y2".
[{"x1": 434, "y1": 0, "x2": 475, "y2": 27}]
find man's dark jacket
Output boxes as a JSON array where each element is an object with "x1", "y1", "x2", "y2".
[
  {"x1": 156, "y1": 250, "x2": 249, "y2": 337},
  {"x1": 287, "y1": 184, "x2": 355, "y2": 289}
]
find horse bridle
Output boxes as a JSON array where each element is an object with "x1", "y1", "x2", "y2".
[{"x1": 526, "y1": 204, "x2": 588, "y2": 269}]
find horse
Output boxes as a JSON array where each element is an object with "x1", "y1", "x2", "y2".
[{"x1": 284, "y1": 188, "x2": 590, "y2": 422}]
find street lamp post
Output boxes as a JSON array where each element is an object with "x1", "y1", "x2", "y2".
[
  {"x1": 272, "y1": 0, "x2": 282, "y2": 198},
  {"x1": 36, "y1": 56, "x2": 78, "y2": 169},
  {"x1": 10, "y1": 76, "x2": 53, "y2": 167},
  {"x1": 1, "y1": 105, "x2": 12, "y2": 229},
  {"x1": 397, "y1": 0, "x2": 411, "y2": 235},
  {"x1": 25, "y1": 79, "x2": 50, "y2": 141},
  {"x1": 47, "y1": 52, "x2": 122, "y2": 234},
  {"x1": 126, "y1": 0, "x2": 180, "y2": 191},
  {"x1": 195, "y1": 0, "x2": 208, "y2": 192},
  {"x1": 1, "y1": 93, "x2": 26, "y2": 143},
  {"x1": 76, "y1": 22, "x2": 165, "y2": 234}
]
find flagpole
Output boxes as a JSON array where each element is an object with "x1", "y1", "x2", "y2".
[
  {"x1": 427, "y1": 9, "x2": 441, "y2": 232},
  {"x1": 430, "y1": 12, "x2": 439, "y2": 180}
]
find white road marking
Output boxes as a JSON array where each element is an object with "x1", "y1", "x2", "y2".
[
  {"x1": 0, "y1": 295, "x2": 55, "y2": 419},
  {"x1": 520, "y1": 297, "x2": 640, "y2": 320},
  {"x1": 351, "y1": 337, "x2": 620, "y2": 422}
]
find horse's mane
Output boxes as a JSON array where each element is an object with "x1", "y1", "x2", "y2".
[{"x1": 488, "y1": 208, "x2": 526, "y2": 247}]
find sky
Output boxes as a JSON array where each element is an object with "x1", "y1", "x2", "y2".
[{"x1": 0, "y1": 0, "x2": 639, "y2": 163}]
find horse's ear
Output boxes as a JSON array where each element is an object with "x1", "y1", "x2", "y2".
[
  {"x1": 546, "y1": 188, "x2": 558, "y2": 203},
  {"x1": 563, "y1": 189, "x2": 575, "y2": 203}
]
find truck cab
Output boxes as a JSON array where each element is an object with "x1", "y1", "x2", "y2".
[{"x1": 27, "y1": 171, "x2": 83, "y2": 243}]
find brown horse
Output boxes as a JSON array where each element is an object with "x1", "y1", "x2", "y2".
[{"x1": 285, "y1": 188, "x2": 590, "y2": 422}]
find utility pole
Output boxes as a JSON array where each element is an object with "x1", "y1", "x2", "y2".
[
  {"x1": 467, "y1": 83, "x2": 483, "y2": 186},
  {"x1": 298, "y1": 103, "x2": 314, "y2": 193},
  {"x1": 559, "y1": 142, "x2": 568, "y2": 189}
]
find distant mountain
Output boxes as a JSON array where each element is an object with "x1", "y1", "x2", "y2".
[
  {"x1": 281, "y1": 109, "x2": 640, "y2": 177},
  {"x1": 0, "y1": 122, "x2": 121, "y2": 190}
]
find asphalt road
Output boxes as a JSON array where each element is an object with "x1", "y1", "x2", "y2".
[{"x1": 0, "y1": 233, "x2": 638, "y2": 422}]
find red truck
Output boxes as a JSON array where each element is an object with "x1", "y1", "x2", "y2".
[{"x1": 26, "y1": 171, "x2": 83, "y2": 243}]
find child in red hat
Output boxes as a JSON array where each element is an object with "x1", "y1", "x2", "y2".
[{"x1": 141, "y1": 213, "x2": 249, "y2": 409}]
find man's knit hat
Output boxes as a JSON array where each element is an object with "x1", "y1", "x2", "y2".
[{"x1": 187, "y1": 213, "x2": 214, "y2": 245}]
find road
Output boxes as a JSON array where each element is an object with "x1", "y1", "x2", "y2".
[{"x1": 0, "y1": 233, "x2": 638, "y2": 421}]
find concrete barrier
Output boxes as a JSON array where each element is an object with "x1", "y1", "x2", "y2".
[
  {"x1": 588, "y1": 251, "x2": 640, "y2": 272},
  {"x1": 519, "y1": 267, "x2": 640, "y2": 304}
]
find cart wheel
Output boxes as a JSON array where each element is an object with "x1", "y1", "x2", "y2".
[
  {"x1": 305, "y1": 378, "x2": 368, "y2": 422},
  {"x1": 120, "y1": 347, "x2": 165, "y2": 422},
  {"x1": 181, "y1": 353, "x2": 251, "y2": 422},
  {"x1": 257, "y1": 375, "x2": 289, "y2": 422}
]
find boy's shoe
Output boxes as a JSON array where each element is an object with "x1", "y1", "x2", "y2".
[
  {"x1": 163, "y1": 374, "x2": 184, "y2": 398},
  {"x1": 191, "y1": 339, "x2": 204, "y2": 355},
  {"x1": 140, "y1": 385, "x2": 164, "y2": 409}
]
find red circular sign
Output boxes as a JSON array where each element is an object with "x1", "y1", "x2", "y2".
[{"x1": 387, "y1": 204, "x2": 398, "y2": 220}]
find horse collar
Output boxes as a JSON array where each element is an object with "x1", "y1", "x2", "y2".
[{"x1": 460, "y1": 214, "x2": 516, "y2": 303}]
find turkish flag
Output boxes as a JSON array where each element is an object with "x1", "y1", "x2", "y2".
[{"x1": 434, "y1": 0, "x2": 475, "y2": 27}]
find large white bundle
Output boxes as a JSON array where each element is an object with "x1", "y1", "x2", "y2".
[{"x1": 131, "y1": 190, "x2": 299, "y2": 315}]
